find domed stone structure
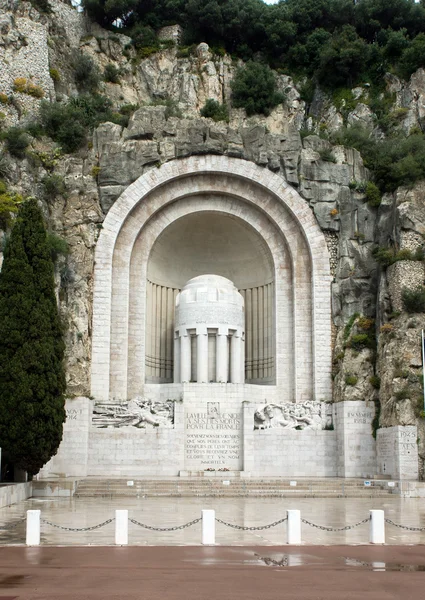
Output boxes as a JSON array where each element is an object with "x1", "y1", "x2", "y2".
[{"x1": 174, "y1": 275, "x2": 244, "y2": 384}]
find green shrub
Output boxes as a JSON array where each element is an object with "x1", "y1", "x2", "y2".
[
  {"x1": 0, "y1": 93, "x2": 9, "y2": 105},
  {"x1": 200, "y1": 99, "x2": 229, "y2": 122},
  {"x1": 0, "y1": 183, "x2": 21, "y2": 230},
  {"x1": 104, "y1": 64, "x2": 121, "y2": 84},
  {"x1": 38, "y1": 94, "x2": 117, "y2": 153},
  {"x1": 333, "y1": 126, "x2": 425, "y2": 193},
  {"x1": 231, "y1": 61, "x2": 284, "y2": 116},
  {"x1": 73, "y1": 52, "x2": 100, "y2": 93},
  {"x1": 319, "y1": 148, "x2": 336, "y2": 163},
  {"x1": 369, "y1": 375, "x2": 381, "y2": 390},
  {"x1": 348, "y1": 333, "x2": 373, "y2": 350},
  {"x1": 46, "y1": 232, "x2": 69, "y2": 262},
  {"x1": 357, "y1": 317, "x2": 374, "y2": 331},
  {"x1": 349, "y1": 180, "x2": 367, "y2": 193},
  {"x1": 343, "y1": 313, "x2": 359, "y2": 341},
  {"x1": 1, "y1": 127, "x2": 30, "y2": 158},
  {"x1": 373, "y1": 246, "x2": 424, "y2": 267},
  {"x1": 49, "y1": 68, "x2": 61, "y2": 82},
  {"x1": 365, "y1": 182, "x2": 381, "y2": 207},
  {"x1": 402, "y1": 287, "x2": 425, "y2": 313},
  {"x1": 0, "y1": 153, "x2": 9, "y2": 179},
  {"x1": 13, "y1": 78, "x2": 44, "y2": 99},
  {"x1": 151, "y1": 98, "x2": 182, "y2": 119},
  {"x1": 298, "y1": 80, "x2": 315, "y2": 104},
  {"x1": 394, "y1": 388, "x2": 410, "y2": 401},
  {"x1": 176, "y1": 45, "x2": 195, "y2": 58},
  {"x1": 345, "y1": 373, "x2": 358, "y2": 386},
  {"x1": 42, "y1": 174, "x2": 67, "y2": 201},
  {"x1": 119, "y1": 103, "x2": 139, "y2": 116}
]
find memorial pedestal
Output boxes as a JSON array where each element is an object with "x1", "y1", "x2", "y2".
[{"x1": 377, "y1": 426, "x2": 419, "y2": 480}]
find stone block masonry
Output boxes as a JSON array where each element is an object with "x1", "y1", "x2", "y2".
[
  {"x1": 41, "y1": 392, "x2": 380, "y2": 479},
  {"x1": 377, "y1": 426, "x2": 419, "y2": 480}
]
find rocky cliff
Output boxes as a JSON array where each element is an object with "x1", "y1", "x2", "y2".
[{"x1": 1, "y1": 0, "x2": 425, "y2": 474}]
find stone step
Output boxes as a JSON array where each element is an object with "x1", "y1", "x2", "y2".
[{"x1": 71, "y1": 477, "x2": 398, "y2": 498}]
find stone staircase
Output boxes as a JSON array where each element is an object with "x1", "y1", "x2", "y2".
[{"x1": 73, "y1": 477, "x2": 398, "y2": 498}]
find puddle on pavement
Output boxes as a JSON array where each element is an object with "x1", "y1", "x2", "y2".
[
  {"x1": 256, "y1": 554, "x2": 425, "y2": 571},
  {"x1": 343, "y1": 557, "x2": 425, "y2": 571},
  {"x1": 0, "y1": 574, "x2": 28, "y2": 587}
]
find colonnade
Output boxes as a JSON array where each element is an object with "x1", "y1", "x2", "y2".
[{"x1": 173, "y1": 327, "x2": 244, "y2": 383}]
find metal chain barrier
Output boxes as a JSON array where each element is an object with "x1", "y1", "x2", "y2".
[
  {"x1": 215, "y1": 516, "x2": 287, "y2": 531},
  {"x1": 0, "y1": 517, "x2": 26, "y2": 531},
  {"x1": 385, "y1": 518, "x2": 425, "y2": 532},
  {"x1": 41, "y1": 518, "x2": 115, "y2": 532},
  {"x1": 301, "y1": 516, "x2": 371, "y2": 532},
  {"x1": 129, "y1": 517, "x2": 201, "y2": 532}
]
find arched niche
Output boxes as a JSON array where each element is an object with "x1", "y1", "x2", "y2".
[
  {"x1": 145, "y1": 209, "x2": 276, "y2": 385},
  {"x1": 91, "y1": 156, "x2": 332, "y2": 403}
]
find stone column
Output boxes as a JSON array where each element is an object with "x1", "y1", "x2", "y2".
[
  {"x1": 216, "y1": 331, "x2": 228, "y2": 383},
  {"x1": 240, "y1": 332, "x2": 245, "y2": 382},
  {"x1": 180, "y1": 332, "x2": 191, "y2": 383},
  {"x1": 173, "y1": 335, "x2": 180, "y2": 383},
  {"x1": 197, "y1": 328, "x2": 208, "y2": 383},
  {"x1": 230, "y1": 332, "x2": 243, "y2": 383}
]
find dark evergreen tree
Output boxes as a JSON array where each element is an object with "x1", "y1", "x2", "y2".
[{"x1": 0, "y1": 198, "x2": 66, "y2": 477}]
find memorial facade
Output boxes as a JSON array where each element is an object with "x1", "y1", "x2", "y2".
[{"x1": 39, "y1": 155, "x2": 418, "y2": 481}]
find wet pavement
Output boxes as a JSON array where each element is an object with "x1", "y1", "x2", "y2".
[
  {"x1": 1, "y1": 496, "x2": 425, "y2": 545},
  {"x1": 0, "y1": 545, "x2": 425, "y2": 599}
]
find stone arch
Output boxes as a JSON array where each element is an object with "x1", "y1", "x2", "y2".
[{"x1": 91, "y1": 155, "x2": 332, "y2": 402}]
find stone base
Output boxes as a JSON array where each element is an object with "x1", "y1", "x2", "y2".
[
  {"x1": 376, "y1": 426, "x2": 419, "y2": 480},
  {"x1": 38, "y1": 392, "x2": 417, "y2": 481}
]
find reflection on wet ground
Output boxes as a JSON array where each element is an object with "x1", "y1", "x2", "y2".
[
  {"x1": 256, "y1": 553, "x2": 425, "y2": 571},
  {"x1": 0, "y1": 574, "x2": 30, "y2": 587},
  {"x1": 1, "y1": 496, "x2": 425, "y2": 545}
]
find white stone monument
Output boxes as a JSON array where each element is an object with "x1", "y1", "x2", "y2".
[{"x1": 174, "y1": 275, "x2": 244, "y2": 384}]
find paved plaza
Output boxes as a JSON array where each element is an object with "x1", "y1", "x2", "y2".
[
  {"x1": 0, "y1": 545, "x2": 425, "y2": 600},
  {"x1": 1, "y1": 496, "x2": 425, "y2": 545}
]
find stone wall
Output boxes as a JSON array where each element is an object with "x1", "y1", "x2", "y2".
[{"x1": 0, "y1": 482, "x2": 32, "y2": 508}]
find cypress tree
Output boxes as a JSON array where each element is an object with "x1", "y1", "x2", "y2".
[{"x1": 0, "y1": 198, "x2": 66, "y2": 476}]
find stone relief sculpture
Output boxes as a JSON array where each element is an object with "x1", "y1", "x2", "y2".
[
  {"x1": 254, "y1": 402, "x2": 332, "y2": 431},
  {"x1": 92, "y1": 398, "x2": 174, "y2": 428}
]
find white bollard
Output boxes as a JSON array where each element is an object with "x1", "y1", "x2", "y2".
[
  {"x1": 26, "y1": 510, "x2": 41, "y2": 546},
  {"x1": 287, "y1": 510, "x2": 301, "y2": 544},
  {"x1": 201, "y1": 509, "x2": 215, "y2": 545},
  {"x1": 115, "y1": 510, "x2": 128, "y2": 545},
  {"x1": 370, "y1": 510, "x2": 385, "y2": 544}
]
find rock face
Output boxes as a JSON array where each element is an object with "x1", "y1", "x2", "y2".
[{"x1": 2, "y1": 1, "x2": 425, "y2": 475}]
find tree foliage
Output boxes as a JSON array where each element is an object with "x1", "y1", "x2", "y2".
[
  {"x1": 231, "y1": 61, "x2": 284, "y2": 116},
  {"x1": 82, "y1": 0, "x2": 425, "y2": 88},
  {"x1": 333, "y1": 126, "x2": 425, "y2": 192},
  {"x1": 0, "y1": 199, "x2": 66, "y2": 476}
]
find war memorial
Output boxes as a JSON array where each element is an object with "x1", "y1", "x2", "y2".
[
  {"x1": 1, "y1": 0, "x2": 425, "y2": 491},
  {"x1": 36, "y1": 156, "x2": 418, "y2": 482}
]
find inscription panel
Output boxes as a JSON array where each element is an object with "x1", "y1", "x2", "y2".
[
  {"x1": 185, "y1": 403, "x2": 242, "y2": 470},
  {"x1": 398, "y1": 428, "x2": 418, "y2": 479},
  {"x1": 377, "y1": 426, "x2": 418, "y2": 480}
]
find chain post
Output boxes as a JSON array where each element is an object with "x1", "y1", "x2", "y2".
[
  {"x1": 26, "y1": 510, "x2": 41, "y2": 546},
  {"x1": 115, "y1": 510, "x2": 128, "y2": 545},
  {"x1": 202, "y1": 509, "x2": 215, "y2": 545},
  {"x1": 370, "y1": 510, "x2": 385, "y2": 544},
  {"x1": 287, "y1": 510, "x2": 301, "y2": 544}
]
